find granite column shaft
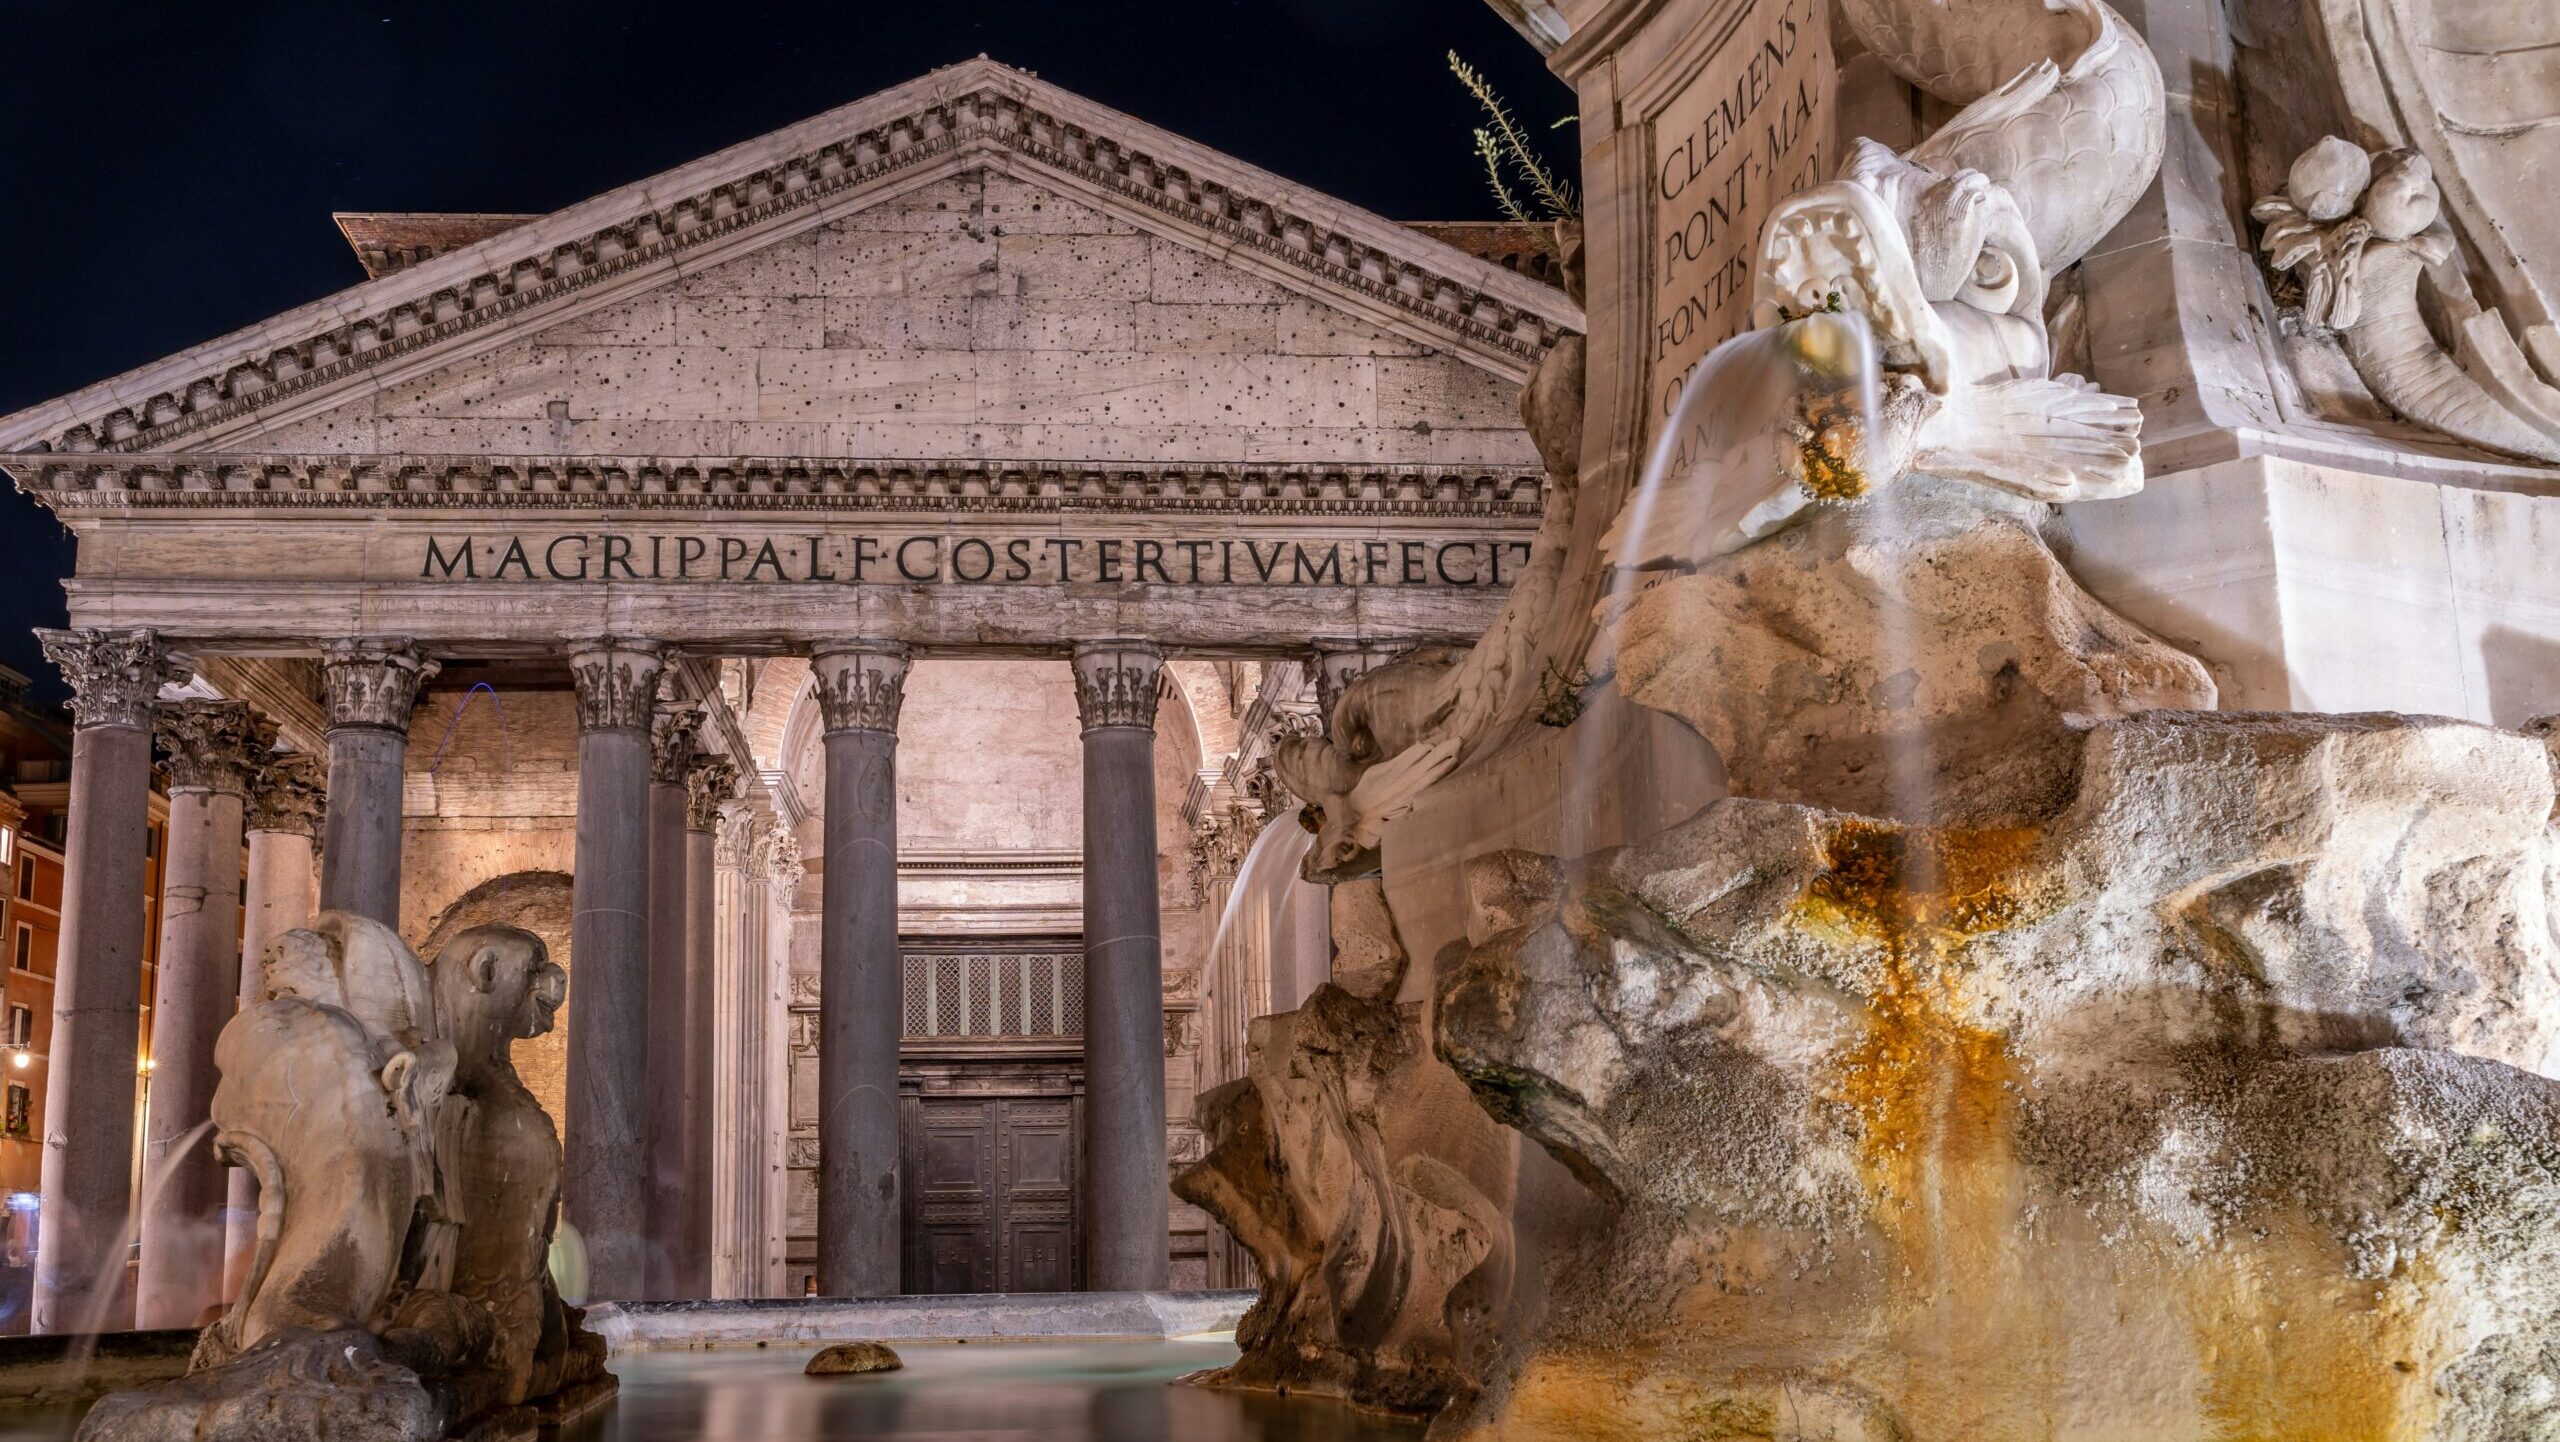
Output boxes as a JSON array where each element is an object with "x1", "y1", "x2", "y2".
[
  {"x1": 642, "y1": 703, "x2": 700, "y2": 1301},
  {"x1": 564, "y1": 639, "x2": 667, "y2": 1302},
  {"x1": 810, "y1": 643, "x2": 909, "y2": 1299},
  {"x1": 1073, "y1": 640, "x2": 1170, "y2": 1292},
  {"x1": 315, "y1": 640, "x2": 436, "y2": 928},
  {"x1": 136, "y1": 701, "x2": 271, "y2": 1329},
  {"x1": 31, "y1": 628, "x2": 189, "y2": 1335}
]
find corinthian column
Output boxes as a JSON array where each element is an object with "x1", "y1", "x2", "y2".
[
  {"x1": 809, "y1": 641, "x2": 909, "y2": 1298},
  {"x1": 136, "y1": 699, "x2": 274, "y2": 1329},
  {"x1": 679, "y1": 753, "x2": 736, "y2": 1300},
  {"x1": 708, "y1": 805, "x2": 761, "y2": 1296},
  {"x1": 316, "y1": 639, "x2": 436, "y2": 928},
  {"x1": 1072, "y1": 639, "x2": 1170, "y2": 1291},
  {"x1": 30, "y1": 627, "x2": 191, "y2": 1335},
  {"x1": 564, "y1": 637, "x2": 667, "y2": 1301},
  {"x1": 642, "y1": 701, "x2": 701, "y2": 1301},
  {"x1": 224, "y1": 752, "x2": 322, "y2": 1297}
]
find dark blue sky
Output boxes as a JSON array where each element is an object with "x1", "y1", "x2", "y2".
[{"x1": 0, "y1": 0, "x2": 1574, "y2": 708}]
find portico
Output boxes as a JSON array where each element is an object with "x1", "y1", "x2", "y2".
[{"x1": 0, "y1": 56, "x2": 1575, "y2": 1322}]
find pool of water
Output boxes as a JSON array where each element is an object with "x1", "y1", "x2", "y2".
[
  {"x1": 0, "y1": 1337, "x2": 1416, "y2": 1442},
  {"x1": 570, "y1": 1339, "x2": 1424, "y2": 1442}
]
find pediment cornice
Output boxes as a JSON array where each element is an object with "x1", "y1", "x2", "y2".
[
  {"x1": 7, "y1": 451, "x2": 1545, "y2": 519},
  {"x1": 0, "y1": 58, "x2": 1582, "y2": 459}
]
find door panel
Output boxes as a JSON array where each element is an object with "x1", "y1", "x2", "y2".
[
  {"x1": 900, "y1": 1083, "x2": 1081, "y2": 1294},
  {"x1": 903, "y1": 1099, "x2": 997, "y2": 1293},
  {"x1": 999, "y1": 1100, "x2": 1078, "y2": 1292}
]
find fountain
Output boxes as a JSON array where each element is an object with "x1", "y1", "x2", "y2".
[
  {"x1": 1177, "y1": 0, "x2": 2560, "y2": 1437},
  {"x1": 72, "y1": 915, "x2": 613, "y2": 1441}
]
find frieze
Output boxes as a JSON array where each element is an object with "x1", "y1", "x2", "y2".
[
  {"x1": 684, "y1": 755, "x2": 740, "y2": 831},
  {"x1": 320, "y1": 638, "x2": 438, "y2": 732},
  {"x1": 409, "y1": 529, "x2": 1533, "y2": 590},
  {"x1": 152, "y1": 700, "x2": 278, "y2": 797},
  {"x1": 1071, "y1": 640, "x2": 1164, "y2": 732},
  {"x1": 0, "y1": 62, "x2": 1575, "y2": 460},
  {"x1": 566, "y1": 638, "x2": 668, "y2": 733},
  {"x1": 37, "y1": 628, "x2": 193, "y2": 732},
  {"x1": 810, "y1": 643, "x2": 912, "y2": 736},
  {"x1": 246, "y1": 751, "x2": 327, "y2": 837}
]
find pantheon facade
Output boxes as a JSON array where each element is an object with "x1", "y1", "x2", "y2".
[{"x1": 0, "y1": 58, "x2": 1579, "y2": 1328}]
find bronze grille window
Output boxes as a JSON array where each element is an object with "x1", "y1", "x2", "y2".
[{"x1": 902, "y1": 951, "x2": 1083, "y2": 1039}]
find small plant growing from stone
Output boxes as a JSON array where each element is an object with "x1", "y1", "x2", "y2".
[
  {"x1": 1534, "y1": 658, "x2": 1595, "y2": 728},
  {"x1": 1451, "y1": 52, "x2": 1578, "y2": 249}
]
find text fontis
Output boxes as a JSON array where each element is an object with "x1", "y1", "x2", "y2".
[{"x1": 421, "y1": 533, "x2": 1533, "y2": 587}]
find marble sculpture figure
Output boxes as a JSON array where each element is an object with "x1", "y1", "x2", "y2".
[{"x1": 77, "y1": 914, "x2": 609, "y2": 1442}]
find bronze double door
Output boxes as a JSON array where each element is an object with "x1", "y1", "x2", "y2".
[{"x1": 900, "y1": 1088, "x2": 1081, "y2": 1293}]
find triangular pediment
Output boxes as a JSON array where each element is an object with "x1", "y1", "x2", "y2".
[
  {"x1": 227, "y1": 169, "x2": 1542, "y2": 470},
  {"x1": 0, "y1": 58, "x2": 1579, "y2": 460}
]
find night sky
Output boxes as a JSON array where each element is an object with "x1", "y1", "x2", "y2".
[{"x1": 0, "y1": 0, "x2": 1575, "y2": 709}]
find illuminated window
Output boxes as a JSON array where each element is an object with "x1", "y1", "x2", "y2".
[{"x1": 0, "y1": 827, "x2": 12, "y2": 867}]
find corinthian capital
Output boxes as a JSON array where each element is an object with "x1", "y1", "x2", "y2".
[
  {"x1": 684, "y1": 755, "x2": 740, "y2": 831},
  {"x1": 1071, "y1": 639, "x2": 1164, "y2": 733},
  {"x1": 809, "y1": 642, "x2": 911, "y2": 735},
  {"x1": 320, "y1": 638, "x2": 439, "y2": 733},
  {"x1": 246, "y1": 751, "x2": 327, "y2": 836},
  {"x1": 566, "y1": 638, "x2": 668, "y2": 733},
  {"x1": 650, "y1": 702, "x2": 705, "y2": 784},
  {"x1": 152, "y1": 700, "x2": 277, "y2": 797},
  {"x1": 37, "y1": 628, "x2": 193, "y2": 731}
]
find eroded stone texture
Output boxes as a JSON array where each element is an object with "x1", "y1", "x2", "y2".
[
  {"x1": 1609, "y1": 480, "x2": 2215, "y2": 824},
  {"x1": 1176, "y1": 984, "x2": 1511, "y2": 1418},
  {"x1": 1429, "y1": 709, "x2": 2560, "y2": 1439}
]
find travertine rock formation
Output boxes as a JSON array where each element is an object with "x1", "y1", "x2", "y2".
[
  {"x1": 1436, "y1": 699, "x2": 2560, "y2": 1439},
  {"x1": 1175, "y1": 879, "x2": 1518, "y2": 1417},
  {"x1": 1610, "y1": 478, "x2": 2214, "y2": 824}
]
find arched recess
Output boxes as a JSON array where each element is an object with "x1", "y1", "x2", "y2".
[{"x1": 417, "y1": 869, "x2": 576, "y2": 1127}]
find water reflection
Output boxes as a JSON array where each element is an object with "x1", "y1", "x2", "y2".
[{"x1": 572, "y1": 1339, "x2": 1422, "y2": 1442}]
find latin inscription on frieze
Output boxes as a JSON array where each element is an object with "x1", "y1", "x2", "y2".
[
  {"x1": 1648, "y1": 0, "x2": 1833, "y2": 424},
  {"x1": 419, "y1": 533, "x2": 1532, "y2": 588}
]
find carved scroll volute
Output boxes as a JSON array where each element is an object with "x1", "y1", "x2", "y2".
[
  {"x1": 37, "y1": 627, "x2": 194, "y2": 731},
  {"x1": 809, "y1": 642, "x2": 912, "y2": 736},
  {"x1": 1070, "y1": 639, "x2": 1165, "y2": 733}
]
